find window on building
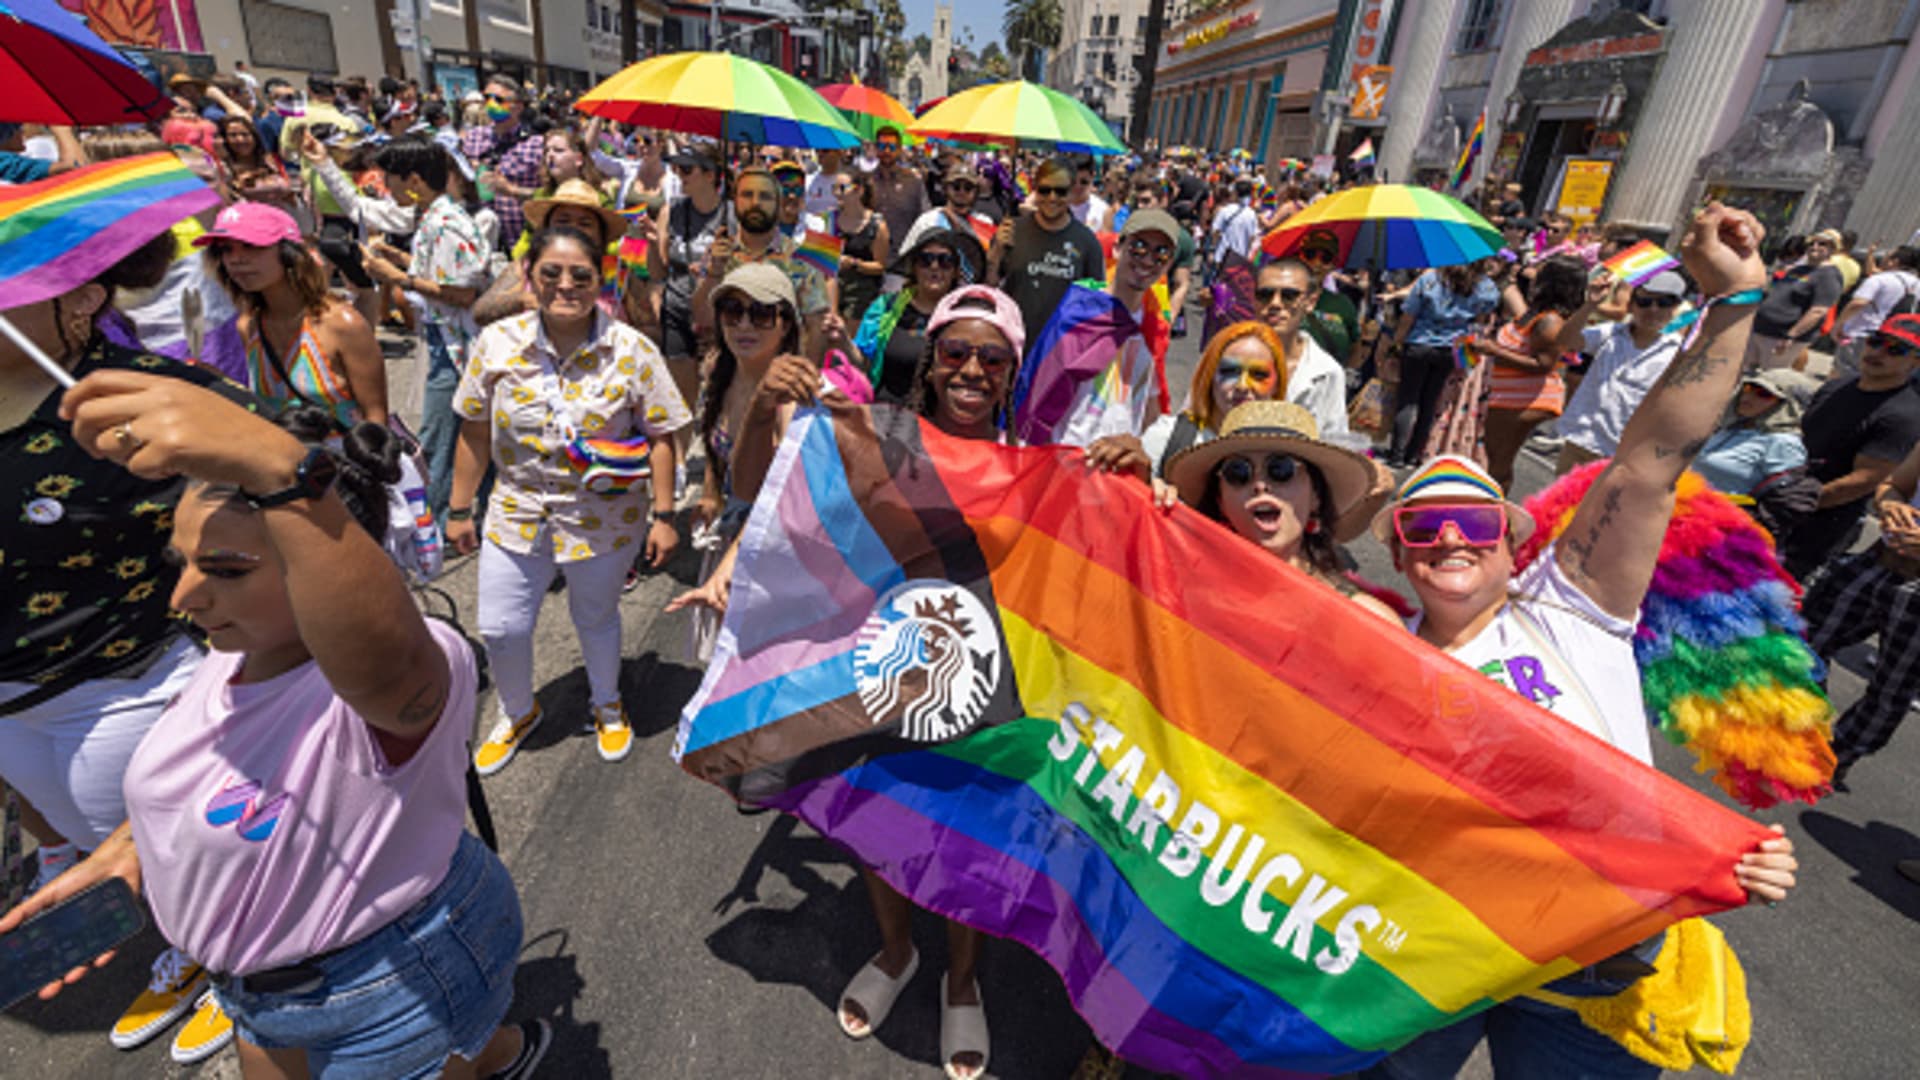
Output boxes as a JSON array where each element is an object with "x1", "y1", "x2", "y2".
[
  {"x1": 601, "y1": 4, "x2": 611, "y2": 33},
  {"x1": 480, "y1": 0, "x2": 533, "y2": 34},
  {"x1": 1455, "y1": 0, "x2": 1503, "y2": 53},
  {"x1": 1104, "y1": 52, "x2": 1116, "y2": 79},
  {"x1": 584, "y1": 0, "x2": 597, "y2": 30},
  {"x1": 1091, "y1": 15, "x2": 1101, "y2": 36},
  {"x1": 1107, "y1": 15, "x2": 1120, "y2": 36},
  {"x1": 1753, "y1": 44, "x2": 1900, "y2": 145},
  {"x1": 239, "y1": 0, "x2": 339, "y2": 73},
  {"x1": 1137, "y1": 15, "x2": 1148, "y2": 39}
]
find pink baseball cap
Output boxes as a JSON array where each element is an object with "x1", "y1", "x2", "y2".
[
  {"x1": 926, "y1": 285, "x2": 1026, "y2": 361},
  {"x1": 193, "y1": 201, "x2": 302, "y2": 248}
]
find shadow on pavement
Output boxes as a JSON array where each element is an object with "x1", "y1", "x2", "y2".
[
  {"x1": 705, "y1": 818, "x2": 1101, "y2": 1078},
  {"x1": 1798, "y1": 811, "x2": 1920, "y2": 923},
  {"x1": 521, "y1": 652, "x2": 702, "y2": 752},
  {"x1": 509, "y1": 928, "x2": 609, "y2": 1079}
]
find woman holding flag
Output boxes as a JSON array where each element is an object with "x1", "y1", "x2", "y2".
[{"x1": 1362, "y1": 203, "x2": 1799, "y2": 1079}]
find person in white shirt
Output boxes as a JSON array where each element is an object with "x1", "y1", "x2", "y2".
[
  {"x1": 1552, "y1": 269, "x2": 1688, "y2": 473},
  {"x1": 1209, "y1": 178, "x2": 1262, "y2": 265},
  {"x1": 1363, "y1": 203, "x2": 1798, "y2": 1080},
  {"x1": 805, "y1": 147, "x2": 845, "y2": 219},
  {"x1": 1831, "y1": 246, "x2": 1920, "y2": 381},
  {"x1": 1068, "y1": 160, "x2": 1109, "y2": 228},
  {"x1": 1254, "y1": 258, "x2": 1348, "y2": 437}
]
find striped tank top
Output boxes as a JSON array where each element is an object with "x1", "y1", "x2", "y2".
[
  {"x1": 1485, "y1": 313, "x2": 1565, "y2": 415},
  {"x1": 245, "y1": 315, "x2": 361, "y2": 429}
]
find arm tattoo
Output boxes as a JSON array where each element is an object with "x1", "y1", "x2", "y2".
[
  {"x1": 1654, "y1": 435, "x2": 1711, "y2": 462},
  {"x1": 1562, "y1": 487, "x2": 1624, "y2": 586},
  {"x1": 395, "y1": 679, "x2": 448, "y2": 731},
  {"x1": 1657, "y1": 347, "x2": 1733, "y2": 390}
]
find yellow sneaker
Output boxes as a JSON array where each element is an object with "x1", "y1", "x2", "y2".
[
  {"x1": 110, "y1": 948, "x2": 205, "y2": 1050},
  {"x1": 594, "y1": 702, "x2": 633, "y2": 762},
  {"x1": 474, "y1": 703, "x2": 542, "y2": 776},
  {"x1": 169, "y1": 989, "x2": 234, "y2": 1064}
]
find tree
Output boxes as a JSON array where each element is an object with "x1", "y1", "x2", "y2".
[
  {"x1": 1003, "y1": 0, "x2": 1064, "y2": 84},
  {"x1": 912, "y1": 33, "x2": 932, "y2": 61}
]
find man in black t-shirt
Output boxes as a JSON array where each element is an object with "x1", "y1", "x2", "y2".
[
  {"x1": 1748, "y1": 231, "x2": 1846, "y2": 370},
  {"x1": 1783, "y1": 318, "x2": 1920, "y2": 577},
  {"x1": 988, "y1": 158, "x2": 1105, "y2": 354}
]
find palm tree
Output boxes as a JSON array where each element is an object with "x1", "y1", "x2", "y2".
[{"x1": 1003, "y1": 0, "x2": 1064, "y2": 84}]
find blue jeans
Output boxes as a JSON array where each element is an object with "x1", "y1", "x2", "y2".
[
  {"x1": 418, "y1": 324, "x2": 462, "y2": 526},
  {"x1": 212, "y1": 833, "x2": 521, "y2": 1078},
  {"x1": 1361, "y1": 938, "x2": 1663, "y2": 1080}
]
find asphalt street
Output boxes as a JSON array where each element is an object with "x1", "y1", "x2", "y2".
[{"x1": 2, "y1": 323, "x2": 1915, "y2": 1080}]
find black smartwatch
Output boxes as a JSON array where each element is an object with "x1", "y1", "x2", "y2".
[
  {"x1": 651, "y1": 509, "x2": 676, "y2": 524},
  {"x1": 242, "y1": 447, "x2": 338, "y2": 510}
]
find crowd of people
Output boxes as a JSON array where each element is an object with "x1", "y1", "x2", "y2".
[{"x1": 20, "y1": 54, "x2": 1920, "y2": 1080}]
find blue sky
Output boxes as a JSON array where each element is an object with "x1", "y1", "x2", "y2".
[{"x1": 902, "y1": 0, "x2": 1005, "y2": 52}]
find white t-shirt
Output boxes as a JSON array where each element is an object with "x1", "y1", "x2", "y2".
[
  {"x1": 1838, "y1": 269, "x2": 1920, "y2": 339},
  {"x1": 1410, "y1": 546, "x2": 1653, "y2": 766},
  {"x1": 804, "y1": 169, "x2": 838, "y2": 219},
  {"x1": 1287, "y1": 334, "x2": 1350, "y2": 438},
  {"x1": 1071, "y1": 193, "x2": 1110, "y2": 228},
  {"x1": 1561, "y1": 323, "x2": 1683, "y2": 457}
]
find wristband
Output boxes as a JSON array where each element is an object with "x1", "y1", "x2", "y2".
[
  {"x1": 651, "y1": 509, "x2": 676, "y2": 524},
  {"x1": 1662, "y1": 287, "x2": 1766, "y2": 350},
  {"x1": 446, "y1": 506, "x2": 474, "y2": 522}
]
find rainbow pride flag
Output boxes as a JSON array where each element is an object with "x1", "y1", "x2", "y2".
[
  {"x1": 677, "y1": 403, "x2": 1771, "y2": 1078},
  {"x1": 0, "y1": 153, "x2": 222, "y2": 308},
  {"x1": 794, "y1": 228, "x2": 843, "y2": 277},
  {"x1": 1451, "y1": 110, "x2": 1485, "y2": 191},
  {"x1": 1601, "y1": 239, "x2": 1682, "y2": 287},
  {"x1": 1011, "y1": 283, "x2": 1154, "y2": 446},
  {"x1": 1348, "y1": 137, "x2": 1375, "y2": 166}
]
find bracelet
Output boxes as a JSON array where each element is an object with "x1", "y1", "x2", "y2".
[
  {"x1": 445, "y1": 506, "x2": 474, "y2": 522},
  {"x1": 1664, "y1": 287, "x2": 1766, "y2": 350},
  {"x1": 651, "y1": 509, "x2": 676, "y2": 524}
]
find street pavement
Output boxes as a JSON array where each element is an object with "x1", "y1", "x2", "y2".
[{"x1": 2, "y1": 324, "x2": 1916, "y2": 1080}]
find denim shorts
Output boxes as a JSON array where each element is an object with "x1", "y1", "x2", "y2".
[{"x1": 213, "y1": 833, "x2": 522, "y2": 1078}]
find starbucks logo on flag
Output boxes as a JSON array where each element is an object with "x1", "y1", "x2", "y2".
[{"x1": 855, "y1": 579, "x2": 1002, "y2": 741}]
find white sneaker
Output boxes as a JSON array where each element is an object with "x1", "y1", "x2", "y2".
[{"x1": 28, "y1": 842, "x2": 76, "y2": 895}]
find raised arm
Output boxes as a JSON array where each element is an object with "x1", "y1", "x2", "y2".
[
  {"x1": 62, "y1": 372, "x2": 450, "y2": 739},
  {"x1": 1555, "y1": 203, "x2": 1767, "y2": 618}
]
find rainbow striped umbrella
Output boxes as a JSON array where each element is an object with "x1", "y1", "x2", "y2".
[
  {"x1": 816, "y1": 78, "x2": 916, "y2": 143},
  {"x1": 1262, "y1": 183, "x2": 1501, "y2": 270},
  {"x1": 576, "y1": 52, "x2": 861, "y2": 149},
  {"x1": 1, "y1": 0, "x2": 168, "y2": 124},
  {"x1": 911, "y1": 80, "x2": 1125, "y2": 155}
]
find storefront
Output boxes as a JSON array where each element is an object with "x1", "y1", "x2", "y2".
[
  {"x1": 1147, "y1": 0, "x2": 1338, "y2": 169},
  {"x1": 1498, "y1": 7, "x2": 1666, "y2": 222}
]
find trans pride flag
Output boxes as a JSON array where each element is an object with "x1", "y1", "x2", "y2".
[{"x1": 677, "y1": 403, "x2": 1771, "y2": 1078}]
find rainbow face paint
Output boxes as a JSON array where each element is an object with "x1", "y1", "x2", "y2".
[
  {"x1": 485, "y1": 102, "x2": 512, "y2": 123},
  {"x1": 1216, "y1": 361, "x2": 1277, "y2": 394}
]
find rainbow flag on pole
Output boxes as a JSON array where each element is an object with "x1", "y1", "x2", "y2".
[
  {"x1": 1451, "y1": 110, "x2": 1485, "y2": 191},
  {"x1": 1601, "y1": 239, "x2": 1682, "y2": 287},
  {"x1": 0, "y1": 153, "x2": 222, "y2": 308},
  {"x1": 793, "y1": 228, "x2": 844, "y2": 277},
  {"x1": 677, "y1": 403, "x2": 1770, "y2": 1078},
  {"x1": 1348, "y1": 137, "x2": 1375, "y2": 166}
]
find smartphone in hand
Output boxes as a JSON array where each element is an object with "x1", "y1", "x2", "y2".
[{"x1": 0, "y1": 877, "x2": 146, "y2": 1010}]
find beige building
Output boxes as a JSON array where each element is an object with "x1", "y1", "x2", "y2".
[
  {"x1": 901, "y1": 3, "x2": 952, "y2": 110},
  {"x1": 1146, "y1": 0, "x2": 1340, "y2": 167},
  {"x1": 1047, "y1": 0, "x2": 1153, "y2": 133}
]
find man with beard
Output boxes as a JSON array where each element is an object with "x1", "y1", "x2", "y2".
[
  {"x1": 694, "y1": 168, "x2": 839, "y2": 360},
  {"x1": 869, "y1": 127, "x2": 929, "y2": 253},
  {"x1": 987, "y1": 157, "x2": 1106, "y2": 354}
]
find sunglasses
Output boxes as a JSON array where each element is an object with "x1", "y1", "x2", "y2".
[
  {"x1": 1301, "y1": 247, "x2": 1337, "y2": 263},
  {"x1": 916, "y1": 251, "x2": 958, "y2": 269},
  {"x1": 1632, "y1": 294, "x2": 1681, "y2": 309},
  {"x1": 833, "y1": 183, "x2": 856, "y2": 194},
  {"x1": 1392, "y1": 503, "x2": 1508, "y2": 548},
  {"x1": 1035, "y1": 185, "x2": 1070, "y2": 198},
  {"x1": 535, "y1": 264, "x2": 599, "y2": 288},
  {"x1": 671, "y1": 163, "x2": 694, "y2": 174},
  {"x1": 876, "y1": 141, "x2": 901, "y2": 151},
  {"x1": 1873, "y1": 333, "x2": 1920, "y2": 357},
  {"x1": 717, "y1": 297, "x2": 785, "y2": 328},
  {"x1": 936, "y1": 338, "x2": 1016, "y2": 370},
  {"x1": 485, "y1": 93, "x2": 513, "y2": 104},
  {"x1": 947, "y1": 180, "x2": 977, "y2": 191},
  {"x1": 1217, "y1": 454, "x2": 1300, "y2": 488},
  {"x1": 1255, "y1": 285, "x2": 1307, "y2": 305},
  {"x1": 1125, "y1": 237, "x2": 1175, "y2": 265},
  {"x1": 779, "y1": 182, "x2": 805, "y2": 195}
]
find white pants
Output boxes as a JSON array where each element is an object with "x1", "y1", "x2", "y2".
[
  {"x1": 476, "y1": 535, "x2": 629, "y2": 720},
  {"x1": 0, "y1": 638, "x2": 201, "y2": 849}
]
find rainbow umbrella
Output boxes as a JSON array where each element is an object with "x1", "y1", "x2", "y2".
[
  {"x1": 1262, "y1": 183, "x2": 1501, "y2": 270},
  {"x1": 576, "y1": 52, "x2": 860, "y2": 149},
  {"x1": 1, "y1": 0, "x2": 168, "y2": 125},
  {"x1": 912, "y1": 80, "x2": 1126, "y2": 155},
  {"x1": 816, "y1": 78, "x2": 916, "y2": 143}
]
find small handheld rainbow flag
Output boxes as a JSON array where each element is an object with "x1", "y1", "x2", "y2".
[
  {"x1": 794, "y1": 229, "x2": 844, "y2": 277},
  {"x1": 0, "y1": 153, "x2": 221, "y2": 309},
  {"x1": 617, "y1": 233, "x2": 649, "y2": 275},
  {"x1": 1601, "y1": 240, "x2": 1682, "y2": 287},
  {"x1": 1451, "y1": 110, "x2": 1486, "y2": 191},
  {"x1": 1348, "y1": 137, "x2": 1375, "y2": 166},
  {"x1": 1452, "y1": 341, "x2": 1480, "y2": 370}
]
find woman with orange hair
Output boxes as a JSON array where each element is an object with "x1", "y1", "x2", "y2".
[{"x1": 1136, "y1": 320, "x2": 1290, "y2": 475}]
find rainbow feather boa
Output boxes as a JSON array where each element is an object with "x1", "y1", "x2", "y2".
[{"x1": 1513, "y1": 463, "x2": 1836, "y2": 809}]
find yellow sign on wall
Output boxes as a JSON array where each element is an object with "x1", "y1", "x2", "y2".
[{"x1": 1557, "y1": 159, "x2": 1614, "y2": 226}]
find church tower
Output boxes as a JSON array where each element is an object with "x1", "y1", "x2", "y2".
[{"x1": 930, "y1": 4, "x2": 953, "y2": 101}]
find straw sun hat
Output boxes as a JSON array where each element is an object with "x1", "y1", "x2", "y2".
[{"x1": 1164, "y1": 400, "x2": 1376, "y2": 521}]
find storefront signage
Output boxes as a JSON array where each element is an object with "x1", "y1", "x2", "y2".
[
  {"x1": 1350, "y1": 65, "x2": 1391, "y2": 121},
  {"x1": 1526, "y1": 32, "x2": 1662, "y2": 68},
  {"x1": 1167, "y1": 12, "x2": 1260, "y2": 55},
  {"x1": 1557, "y1": 159, "x2": 1614, "y2": 226},
  {"x1": 1345, "y1": 0, "x2": 1397, "y2": 86}
]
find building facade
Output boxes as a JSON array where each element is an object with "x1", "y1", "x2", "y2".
[
  {"x1": 1146, "y1": 0, "x2": 1340, "y2": 168},
  {"x1": 1374, "y1": 0, "x2": 1920, "y2": 246},
  {"x1": 1047, "y1": 0, "x2": 1153, "y2": 133},
  {"x1": 901, "y1": 3, "x2": 952, "y2": 110}
]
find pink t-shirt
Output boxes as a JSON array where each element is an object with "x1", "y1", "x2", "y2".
[{"x1": 123, "y1": 621, "x2": 477, "y2": 975}]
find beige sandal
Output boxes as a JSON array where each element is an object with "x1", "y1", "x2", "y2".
[
  {"x1": 837, "y1": 948, "x2": 918, "y2": 1039},
  {"x1": 940, "y1": 977, "x2": 990, "y2": 1080}
]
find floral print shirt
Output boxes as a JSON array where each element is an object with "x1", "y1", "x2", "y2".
[
  {"x1": 454, "y1": 310, "x2": 691, "y2": 563},
  {"x1": 410, "y1": 194, "x2": 492, "y2": 362},
  {"x1": 3, "y1": 342, "x2": 261, "y2": 692}
]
